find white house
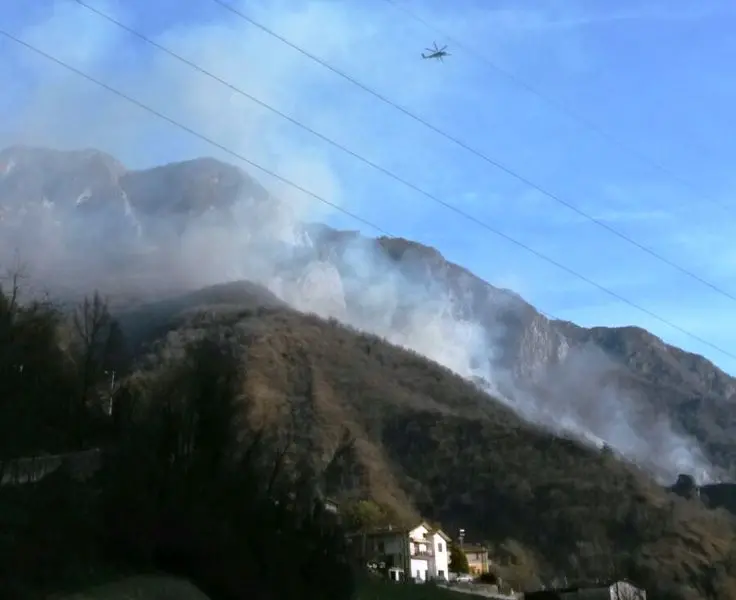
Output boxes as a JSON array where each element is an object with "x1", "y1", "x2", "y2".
[
  {"x1": 407, "y1": 522, "x2": 450, "y2": 582},
  {"x1": 352, "y1": 521, "x2": 451, "y2": 583}
]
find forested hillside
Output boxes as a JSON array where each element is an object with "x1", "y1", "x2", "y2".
[
  {"x1": 116, "y1": 282, "x2": 736, "y2": 600},
  {"x1": 0, "y1": 282, "x2": 351, "y2": 600},
  {"x1": 3, "y1": 147, "x2": 736, "y2": 484},
  {"x1": 3, "y1": 147, "x2": 736, "y2": 599}
]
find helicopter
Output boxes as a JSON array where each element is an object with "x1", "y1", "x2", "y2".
[{"x1": 421, "y1": 41, "x2": 450, "y2": 62}]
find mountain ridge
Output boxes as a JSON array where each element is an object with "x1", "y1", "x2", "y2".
[{"x1": 1, "y1": 145, "x2": 734, "y2": 483}]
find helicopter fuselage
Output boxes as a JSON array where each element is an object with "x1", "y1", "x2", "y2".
[{"x1": 422, "y1": 51, "x2": 447, "y2": 60}]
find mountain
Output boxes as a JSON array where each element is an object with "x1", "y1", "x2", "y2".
[
  {"x1": 119, "y1": 283, "x2": 736, "y2": 600},
  {"x1": 1, "y1": 145, "x2": 735, "y2": 484},
  {"x1": 670, "y1": 474, "x2": 736, "y2": 517}
]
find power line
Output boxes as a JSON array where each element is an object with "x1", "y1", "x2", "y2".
[
  {"x1": 207, "y1": 0, "x2": 736, "y2": 307},
  {"x1": 1, "y1": 28, "x2": 734, "y2": 361},
  {"x1": 381, "y1": 0, "x2": 733, "y2": 215},
  {"x1": 68, "y1": 0, "x2": 736, "y2": 344},
  {"x1": 0, "y1": 48, "x2": 381, "y2": 235}
]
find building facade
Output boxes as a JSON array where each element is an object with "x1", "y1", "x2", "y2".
[
  {"x1": 351, "y1": 521, "x2": 451, "y2": 583},
  {"x1": 462, "y1": 544, "x2": 490, "y2": 575}
]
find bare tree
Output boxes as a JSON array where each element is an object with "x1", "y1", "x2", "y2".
[
  {"x1": 99, "y1": 332, "x2": 354, "y2": 600},
  {"x1": 0, "y1": 263, "x2": 33, "y2": 481},
  {"x1": 70, "y1": 292, "x2": 126, "y2": 443},
  {"x1": 0, "y1": 262, "x2": 23, "y2": 315},
  {"x1": 0, "y1": 257, "x2": 29, "y2": 356},
  {"x1": 0, "y1": 260, "x2": 73, "y2": 478}
]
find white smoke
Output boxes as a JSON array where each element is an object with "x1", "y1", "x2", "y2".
[
  {"x1": 0, "y1": 0, "x2": 718, "y2": 484},
  {"x1": 0, "y1": 159, "x2": 717, "y2": 486}
]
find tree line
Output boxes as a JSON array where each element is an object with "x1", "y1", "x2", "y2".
[{"x1": 0, "y1": 277, "x2": 354, "y2": 600}]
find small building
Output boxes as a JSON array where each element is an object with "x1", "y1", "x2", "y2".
[
  {"x1": 349, "y1": 521, "x2": 451, "y2": 583},
  {"x1": 462, "y1": 544, "x2": 490, "y2": 575},
  {"x1": 323, "y1": 498, "x2": 339, "y2": 515},
  {"x1": 524, "y1": 580, "x2": 646, "y2": 600}
]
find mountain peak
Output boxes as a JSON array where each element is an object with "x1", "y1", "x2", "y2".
[
  {"x1": 119, "y1": 156, "x2": 271, "y2": 217},
  {"x1": 0, "y1": 146, "x2": 733, "y2": 487},
  {"x1": 0, "y1": 145, "x2": 125, "y2": 178}
]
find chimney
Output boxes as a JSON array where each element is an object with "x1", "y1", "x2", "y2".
[{"x1": 388, "y1": 524, "x2": 393, "y2": 531}]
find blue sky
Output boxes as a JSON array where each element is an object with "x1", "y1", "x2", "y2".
[{"x1": 2, "y1": 0, "x2": 736, "y2": 373}]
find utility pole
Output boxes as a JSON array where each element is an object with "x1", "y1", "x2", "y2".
[
  {"x1": 459, "y1": 528, "x2": 465, "y2": 551},
  {"x1": 104, "y1": 370, "x2": 116, "y2": 416}
]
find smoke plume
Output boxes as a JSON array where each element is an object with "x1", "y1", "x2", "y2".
[{"x1": 0, "y1": 0, "x2": 716, "y2": 483}]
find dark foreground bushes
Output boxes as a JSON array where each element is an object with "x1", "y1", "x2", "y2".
[
  {"x1": 0, "y1": 318, "x2": 354, "y2": 600},
  {"x1": 97, "y1": 336, "x2": 355, "y2": 599}
]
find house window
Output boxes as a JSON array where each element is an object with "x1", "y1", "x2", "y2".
[
  {"x1": 438, "y1": 570, "x2": 445, "y2": 578},
  {"x1": 438, "y1": 543, "x2": 443, "y2": 552},
  {"x1": 378, "y1": 541, "x2": 385, "y2": 553}
]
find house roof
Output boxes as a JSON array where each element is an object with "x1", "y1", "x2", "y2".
[
  {"x1": 352, "y1": 520, "x2": 452, "y2": 541},
  {"x1": 462, "y1": 544, "x2": 488, "y2": 554},
  {"x1": 410, "y1": 521, "x2": 452, "y2": 541},
  {"x1": 410, "y1": 520, "x2": 433, "y2": 532},
  {"x1": 579, "y1": 578, "x2": 641, "y2": 590},
  {"x1": 604, "y1": 579, "x2": 642, "y2": 590}
]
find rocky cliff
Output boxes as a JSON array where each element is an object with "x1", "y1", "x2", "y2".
[{"x1": 1, "y1": 145, "x2": 734, "y2": 481}]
